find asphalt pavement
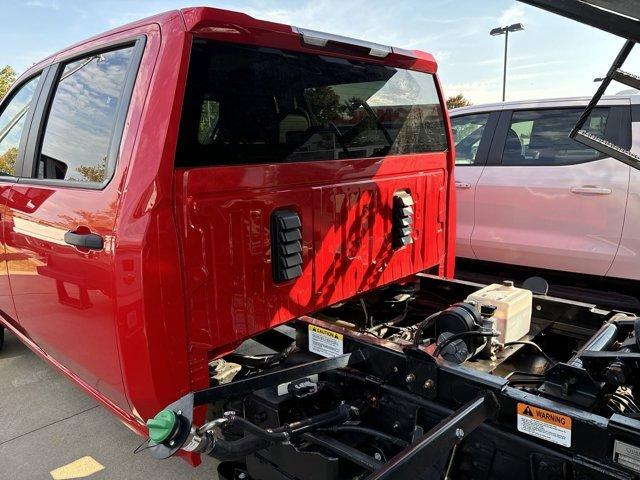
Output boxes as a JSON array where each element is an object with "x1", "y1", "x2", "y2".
[{"x1": 0, "y1": 330, "x2": 218, "y2": 480}]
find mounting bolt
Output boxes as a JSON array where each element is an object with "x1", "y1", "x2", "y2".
[
  {"x1": 393, "y1": 366, "x2": 399, "y2": 373},
  {"x1": 455, "y1": 428, "x2": 465, "y2": 440},
  {"x1": 423, "y1": 379, "x2": 435, "y2": 389},
  {"x1": 405, "y1": 373, "x2": 415, "y2": 383},
  {"x1": 177, "y1": 410, "x2": 182, "y2": 416},
  {"x1": 169, "y1": 440, "x2": 175, "y2": 447},
  {"x1": 238, "y1": 473, "x2": 247, "y2": 480},
  {"x1": 374, "y1": 452, "x2": 383, "y2": 461},
  {"x1": 393, "y1": 421, "x2": 401, "y2": 430}
]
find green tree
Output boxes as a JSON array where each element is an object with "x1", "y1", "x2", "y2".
[
  {"x1": 0, "y1": 147, "x2": 17, "y2": 175},
  {"x1": 0, "y1": 65, "x2": 17, "y2": 100},
  {"x1": 446, "y1": 94, "x2": 472, "y2": 110},
  {"x1": 76, "y1": 158, "x2": 107, "y2": 183},
  {"x1": 307, "y1": 86, "x2": 341, "y2": 124}
]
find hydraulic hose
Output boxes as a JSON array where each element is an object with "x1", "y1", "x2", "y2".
[
  {"x1": 208, "y1": 434, "x2": 270, "y2": 461},
  {"x1": 227, "y1": 403, "x2": 354, "y2": 440},
  {"x1": 318, "y1": 425, "x2": 409, "y2": 447},
  {"x1": 205, "y1": 404, "x2": 355, "y2": 460}
]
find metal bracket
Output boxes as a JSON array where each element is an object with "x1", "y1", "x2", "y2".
[
  {"x1": 194, "y1": 351, "x2": 365, "y2": 405},
  {"x1": 365, "y1": 393, "x2": 499, "y2": 480}
]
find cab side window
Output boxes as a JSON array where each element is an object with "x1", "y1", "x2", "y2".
[
  {"x1": 502, "y1": 108, "x2": 610, "y2": 166},
  {"x1": 0, "y1": 75, "x2": 41, "y2": 176},
  {"x1": 451, "y1": 113, "x2": 490, "y2": 165},
  {"x1": 36, "y1": 46, "x2": 135, "y2": 184}
]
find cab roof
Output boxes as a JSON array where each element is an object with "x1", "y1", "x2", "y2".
[{"x1": 19, "y1": 6, "x2": 438, "y2": 81}]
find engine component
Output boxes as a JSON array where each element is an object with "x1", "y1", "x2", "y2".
[
  {"x1": 465, "y1": 280, "x2": 532, "y2": 344},
  {"x1": 430, "y1": 302, "x2": 498, "y2": 363}
]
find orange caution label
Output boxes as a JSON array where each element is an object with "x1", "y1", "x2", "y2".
[
  {"x1": 517, "y1": 403, "x2": 572, "y2": 428},
  {"x1": 517, "y1": 403, "x2": 572, "y2": 447}
]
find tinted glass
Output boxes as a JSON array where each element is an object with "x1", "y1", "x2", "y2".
[
  {"x1": 37, "y1": 46, "x2": 135, "y2": 183},
  {"x1": 503, "y1": 108, "x2": 610, "y2": 166},
  {"x1": 451, "y1": 113, "x2": 490, "y2": 165},
  {"x1": 177, "y1": 40, "x2": 447, "y2": 166},
  {"x1": 0, "y1": 75, "x2": 40, "y2": 176}
]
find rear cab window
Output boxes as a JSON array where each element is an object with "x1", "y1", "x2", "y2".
[{"x1": 176, "y1": 40, "x2": 448, "y2": 166}]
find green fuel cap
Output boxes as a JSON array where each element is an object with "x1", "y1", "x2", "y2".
[{"x1": 147, "y1": 409, "x2": 177, "y2": 444}]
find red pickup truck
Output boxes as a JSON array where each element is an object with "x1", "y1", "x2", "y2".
[{"x1": 0, "y1": 5, "x2": 454, "y2": 464}]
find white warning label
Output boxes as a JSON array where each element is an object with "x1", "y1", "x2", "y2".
[
  {"x1": 517, "y1": 403, "x2": 572, "y2": 447},
  {"x1": 614, "y1": 439, "x2": 640, "y2": 474},
  {"x1": 308, "y1": 324, "x2": 343, "y2": 358}
]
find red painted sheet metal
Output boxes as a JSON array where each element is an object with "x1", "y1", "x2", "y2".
[{"x1": 176, "y1": 154, "x2": 448, "y2": 352}]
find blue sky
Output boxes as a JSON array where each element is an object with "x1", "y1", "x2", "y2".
[{"x1": 1, "y1": 0, "x2": 638, "y2": 104}]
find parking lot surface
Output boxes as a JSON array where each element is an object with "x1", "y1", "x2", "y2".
[{"x1": 0, "y1": 331, "x2": 218, "y2": 479}]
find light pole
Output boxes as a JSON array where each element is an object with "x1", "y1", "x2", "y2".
[{"x1": 490, "y1": 23, "x2": 525, "y2": 101}]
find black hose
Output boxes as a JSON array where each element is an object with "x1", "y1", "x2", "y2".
[
  {"x1": 207, "y1": 404, "x2": 354, "y2": 461},
  {"x1": 225, "y1": 403, "x2": 354, "y2": 441},
  {"x1": 229, "y1": 417, "x2": 289, "y2": 441},
  {"x1": 433, "y1": 331, "x2": 498, "y2": 357},
  {"x1": 412, "y1": 311, "x2": 442, "y2": 348},
  {"x1": 318, "y1": 425, "x2": 409, "y2": 447},
  {"x1": 503, "y1": 340, "x2": 555, "y2": 365},
  {"x1": 208, "y1": 434, "x2": 270, "y2": 461}
]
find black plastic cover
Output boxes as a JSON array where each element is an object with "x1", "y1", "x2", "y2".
[{"x1": 271, "y1": 210, "x2": 303, "y2": 282}]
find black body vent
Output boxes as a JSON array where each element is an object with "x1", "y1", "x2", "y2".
[
  {"x1": 393, "y1": 191, "x2": 414, "y2": 249},
  {"x1": 271, "y1": 210, "x2": 303, "y2": 282}
]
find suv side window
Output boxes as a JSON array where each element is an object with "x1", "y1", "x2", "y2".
[
  {"x1": 451, "y1": 113, "x2": 490, "y2": 165},
  {"x1": 0, "y1": 75, "x2": 41, "y2": 177},
  {"x1": 36, "y1": 46, "x2": 135, "y2": 183},
  {"x1": 503, "y1": 108, "x2": 610, "y2": 166}
]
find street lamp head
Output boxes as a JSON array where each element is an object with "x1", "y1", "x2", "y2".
[
  {"x1": 490, "y1": 23, "x2": 525, "y2": 36},
  {"x1": 489, "y1": 23, "x2": 525, "y2": 102}
]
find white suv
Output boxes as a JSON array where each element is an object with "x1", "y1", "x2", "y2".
[{"x1": 451, "y1": 95, "x2": 639, "y2": 287}]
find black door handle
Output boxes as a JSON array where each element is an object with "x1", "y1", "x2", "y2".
[{"x1": 64, "y1": 231, "x2": 104, "y2": 250}]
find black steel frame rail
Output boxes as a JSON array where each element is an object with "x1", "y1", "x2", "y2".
[
  {"x1": 193, "y1": 350, "x2": 365, "y2": 405},
  {"x1": 365, "y1": 394, "x2": 498, "y2": 480}
]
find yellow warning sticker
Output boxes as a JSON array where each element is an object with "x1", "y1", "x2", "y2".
[
  {"x1": 309, "y1": 325, "x2": 343, "y2": 358},
  {"x1": 517, "y1": 403, "x2": 572, "y2": 447}
]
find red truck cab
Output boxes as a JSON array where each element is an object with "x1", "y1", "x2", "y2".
[{"x1": 0, "y1": 6, "x2": 454, "y2": 457}]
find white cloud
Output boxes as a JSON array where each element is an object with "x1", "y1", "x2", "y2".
[
  {"x1": 510, "y1": 60, "x2": 564, "y2": 71},
  {"x1": 26, "y1": 0, "x2": 59, "y2": 9},
  {"x1": 434, "y1": 50, "x2": 451, "y2": 63},
  {"x1": 498, "y1": 4, "x2": 526, "y2": 26}
]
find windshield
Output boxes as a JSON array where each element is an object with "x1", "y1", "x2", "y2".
[{"x1": 176, "y1": 40, "x2": 447, "y2": 166}]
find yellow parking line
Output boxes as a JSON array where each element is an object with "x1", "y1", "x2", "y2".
[{"x1": 49, "y1": 456, "x2": 105, "y2": 479}]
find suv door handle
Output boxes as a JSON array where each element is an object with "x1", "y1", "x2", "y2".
[
  {"x1": 64, "y1": 230, "x2": 104, "y2": 250},
  {"x1": 455, "y1": 182, "x2": 471, "y2": 189},
  {"x1": 570, "y1": 186, "x2": 612, "y2": 195}
]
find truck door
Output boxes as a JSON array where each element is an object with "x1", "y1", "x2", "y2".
[
  {"x1": 4, "y1": 42, "x2": 143, "y2": 409},
  {"x1": 471, "y1": 105, "x2": 631, "y2": 276},
  {"x1": 451, "y1": 112, "x2": 498, "y2": 259},
  {"x1": 0, "y1": 74, "x2": 43, "y2": 323}
]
